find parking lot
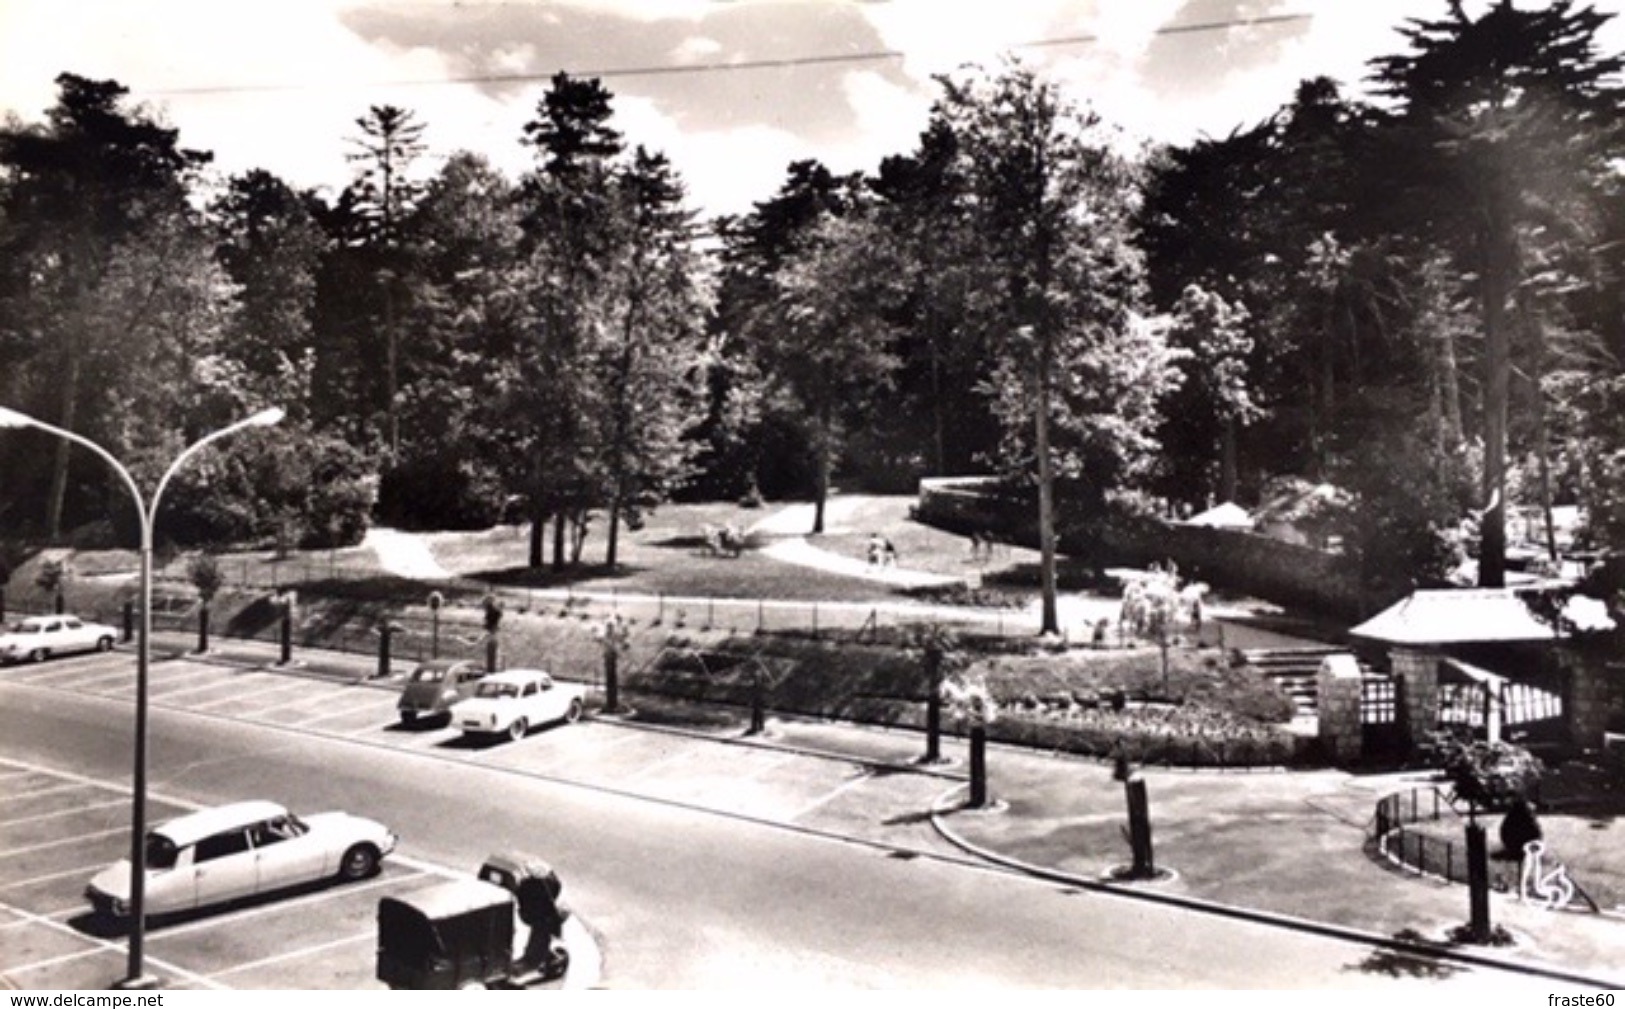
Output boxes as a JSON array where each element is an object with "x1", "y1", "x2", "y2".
[{"x1": 1, "y1": 646, "x2": 962, "y2": 989}]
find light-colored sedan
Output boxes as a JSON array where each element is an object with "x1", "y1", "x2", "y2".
[
  {"x1": 450, "y1": 669, "x2": 586, "y2": 742},
  {"x1": 0, "y1": 614, "x2": 118, "y2": 664},
  {"x1": 85, "y1": 800, "x2": 397, "y2": 919}
]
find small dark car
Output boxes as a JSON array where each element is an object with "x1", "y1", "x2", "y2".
[{"x1": 397, "y1": 659, "x2": 485, "y2": 725}]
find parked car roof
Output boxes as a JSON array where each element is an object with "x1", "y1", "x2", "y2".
[
  {"x1": 480, "y1": 668, "x2": 552, "y2": 686},
  {"x1": 155, "y1": 801, "x2": 288, "y2": 846}
]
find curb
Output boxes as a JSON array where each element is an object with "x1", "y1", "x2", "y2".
[{"x1": 926, "y1": 786, "x2": 1625, "y2": 990}]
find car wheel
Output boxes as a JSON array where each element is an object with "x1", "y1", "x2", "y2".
[
  {"x1": 29, "y1": 649, "x2": 47, "y2": 663},
  {"x1": 338, "y1": 843, "x2": 380, "y2": 881},
  {"x1": 97, "y1": 636, "x2": 114, "y2": 652},
  {"x1": 565, "y1": 698, "x2": 583, "y2": 724},
  {"x1": 399, "y1": 710, "x2": 417, "y2": 726},
  {"x1": 508, "y1": 718, "x2": 528, "y2": 742}
]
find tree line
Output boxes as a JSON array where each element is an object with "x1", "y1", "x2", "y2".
[{"x1": 1, "y1": 1, "x2": 1621, "y2": 631}]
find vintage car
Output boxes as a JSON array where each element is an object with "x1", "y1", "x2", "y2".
[
  {"x1": 85, "y1": 800, "x2": 397, "y2": 919},
  {"x1": 397, "y1": 659, "x2": 487, "y2": 725},
  {"x1": 449, "y1": 669, "x2": 586, "y2": 743},
  {"x1": 0, "y1": 614, "x2": 118, "y2": 664}
]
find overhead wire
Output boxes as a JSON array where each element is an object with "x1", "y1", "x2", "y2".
[{"x1": 137, "y1": 11, "x2": 1313, "y2": 96}]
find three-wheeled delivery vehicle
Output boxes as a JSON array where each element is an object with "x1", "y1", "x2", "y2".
[{"x1": 376, "y1": 853, "x2": 571, "y2": 990}]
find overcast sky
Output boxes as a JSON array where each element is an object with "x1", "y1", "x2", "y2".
[{"x1": 3, "y1": 1, "x2": 1622, "y2": 220}]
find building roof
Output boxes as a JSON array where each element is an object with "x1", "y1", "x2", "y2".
[
  {"x1": 1349, "y1": 588, "x2": 1560, "y2": 646},
  {"x1": 1180, "y1": 502, "x2": 1253, "y2": 529}
]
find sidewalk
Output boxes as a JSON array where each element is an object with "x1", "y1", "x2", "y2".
[{"x1": 154, "y1": 634, "x2": 1624, "y2": 988}]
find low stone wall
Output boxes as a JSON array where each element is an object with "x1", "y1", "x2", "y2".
[
  {"x1": 915, "y1": 477, "x2": 1388, "y2": 621},
  {"x1": 1098, "y1": 514, "x2": 1377, "y2": 620}
]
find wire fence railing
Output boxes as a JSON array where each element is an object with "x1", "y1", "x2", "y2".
[{"x1": 1371, "y1": 786, "x2": 1524, "y2": 893}]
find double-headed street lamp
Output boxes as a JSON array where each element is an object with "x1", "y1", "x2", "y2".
[{"x1": 0, "y1": 405, "x2": 283, "y2": 989}]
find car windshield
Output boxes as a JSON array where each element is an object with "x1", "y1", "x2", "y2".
[
  {"x1": 475, "y1": 682, "x2": 519, "y2": 699},
  {"x1": 144, "y1": 833, "x2": 179, "y2": 870},
  {"x1": 411, "y1": 667, "x2": 446, "y2": 683}
]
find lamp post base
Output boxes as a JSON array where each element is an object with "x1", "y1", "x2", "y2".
[{"x1": 115, "y1": 973, "x2": 161, "y2": 991}]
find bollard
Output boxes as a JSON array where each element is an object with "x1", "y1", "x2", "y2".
[
  {"x1": 969, "y1": 725, "x2": 988, "y2": 808},
  {"x1": 123, "y1": 601, "x2": 135, "y2": 643},
  {"x1": 1466, "y1": 821, "x2": 1491, "y2": 941},
  {"x1": 748, "y1": 667, "x2": 766, "y2": 735},
  {"x1": 377, "y1": 623, "x2": 393, "y2": 680},
  {"x1": 1125, "y1": 776, "x2": 1155, "y2": 878},
  {"x1": 279, "y1": 607, "x2": 292, "y2": 665},
  {"x1": 604, "y1": 647, "x2": 620, "y2": 714}
]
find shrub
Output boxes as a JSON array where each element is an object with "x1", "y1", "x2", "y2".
[{"x1": 1428, "y1": 732, "x2": 1544, "y2": 812}]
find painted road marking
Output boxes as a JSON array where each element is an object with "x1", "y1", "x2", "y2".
[
  {"x1": 787, "y1": 769, "x2": 881, "y2": 823},
  {"x1": 0, "y1": 798, "x2": 126, "y2": 828},
  {"x1": 208, "y1": 930, "x2": 373, "y2": 980},
  {"x1": 292, "y1": 696, "x2": 394, "y2": 729},
  {"x1": 189, "y1": 677, "x2": 310, "y2": 712},
  {"x1": 0, "y1": 894, "x2": 226, "y2": 990},
  {"x1": 232, "y1": 682, "x2": 354, "y2": 719},
  {"x1": 0, "y1": 861, "x2": 112, "y2": 892},
  {"x1": 3, "y1": 781, "x2": 97, "y2": 804},
  {"x1": 0, "y1": 825, "x2": 125, "y2": 859}
]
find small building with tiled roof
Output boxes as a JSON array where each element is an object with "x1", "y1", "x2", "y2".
[{"x1": 1348, "y1": 587, "x2": 1620, "y2": 755}]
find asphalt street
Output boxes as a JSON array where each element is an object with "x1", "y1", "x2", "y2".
[{"x1": 0, "y1": 649, "x2": 1570, "y2": 990}]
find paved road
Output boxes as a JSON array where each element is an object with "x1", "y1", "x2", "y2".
[{"x1": 0, "y1": 651, "x2": 1559, "y2": 990}]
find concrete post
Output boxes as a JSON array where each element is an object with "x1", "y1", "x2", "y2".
[
  {"x1": 969, "y1": 725, "x2": 987, "y2": 808},
  {"x1": 1466, "y1": 821, "x2": 1492, "y2": 942},
  {"x1": 377, "y1": 623, "x2": 393, "y2": 680},
  {"x1": 1125, "y1": 775, "x2": 1155, "y2": 878}
]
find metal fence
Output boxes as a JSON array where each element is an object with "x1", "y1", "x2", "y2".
[{"x1": 1371, "y1": 786, "x2": 1521, "y2": 893}]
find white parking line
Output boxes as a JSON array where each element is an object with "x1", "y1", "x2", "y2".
[
  {"x1": 9, "y1": 659, "x2": 125, "y2": 686},
  {"x1": 208, "y1": 930, "x2": 373, "y2": 980},
  {"x1": 0, "y1": 861, "x2": 112, "y2": 892},
  {"x1": 0, "y1": 797, "x2": 126, "y2": 828},
  {"x1": 0, "y1": 894, "x2": 226, "y2": 990},
  {"x1": 190, "y1": 678, "x2": 310, "y2": 712},
  {"x1": 153, "y1": 871, "x2": 421, "y2": 940},
  {"x1": 787, "y1": 770, "x2": 878, "y2": 823},
  {"x1": 623, "y1": 745, "x2": 699, "y2": 781},
  {"x1": 292, "y1": 695, "x2": 393, "y2": 729},
  {"x1": 148, "y1": 667, "x2": 236, "y2": 693},
  {"x1": 35, "y1": 666, "x2": 134, "y2": 691},
  {"x1": 4, "y1": 781, "x2": 102, "y2": 803},
  {"x1": 0, "y1": 825, "x2": 125, "y2": 858},
  {"x1": 232, "y1": 684, "x2": 355, "y2": 720},
  {"x1": 150, "y1": 676, "x2": 261, "y2": 704}
]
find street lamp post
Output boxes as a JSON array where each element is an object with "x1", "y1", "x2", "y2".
[{"x1": 0, "y1": 405, "x2": 283, "y2": 989}]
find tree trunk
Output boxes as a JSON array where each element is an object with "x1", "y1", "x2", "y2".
[
  {"x1": 45, "y1": 350, "x2": 83, "y2": 541},
  {"x1": 552, "y1": 512, "x2": 567, "y2": 572},
  {"x1": 812, "y1": 409, "x2": 831, "y2": 536},
  {"x1": 1219, "y1": 417, "x2": 1238, "y2": 505},
  {"x1": 606, "y1": 486, "x2": 623, "y2": 571},
  {"x1": 1035, "y1": 331, "x2": 1059, "y2": 636},
  {"x1": 1478, "y1": 209, "x2": 1513, "y2": 589}
]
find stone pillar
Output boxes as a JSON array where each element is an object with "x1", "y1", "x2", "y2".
[
  {"x1": 1391, "y1": 647, "x2": 1439, "y2": 750},
  {"x1": 1316, "y1": 654, "x2": 1364, "y2": 764},
  {"x1": 1564, "y1": 653, "x2": 1624, "y2": 752}
]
